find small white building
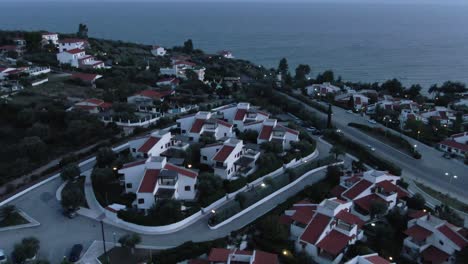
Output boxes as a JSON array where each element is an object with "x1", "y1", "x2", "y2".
[
  {"x1": 345, "y1": 253, "x2": 394, "y2": 264},
  {"x1": 118, "y1": 156, "x2": 198, "y2": 211},
  {"x1": 218, "y1": 50, "x2": 234, "y2": 59},
  {"x1": 212, "y1": 102, "x2": 270, "y2": 131},
  {"x1": 156, "y1": 77, "x2": 179, "y2": 88},
  {"x1": 72, "y1": 98, "x2": 112, "y2": 114},
  {"x1": 128, "y1": 130, "x2": 173, "y2": 159},
  {"x1": 176, "y1": 111, "x2": 234, "y2": 142},
  {"x1": 58, "y1": 38, "x2": 89, "y2": 52},
  {"x1": 56, "y1": 49, "x2": 104, "y2": 69},
  {"x1": 254, "y1": 119, "x2": 300, "y2": 150},
  {"x1": 41, "y1": 32, "x2": 59, "y2": 46},
  {"x1": 306, "y1": 82, "x2": 342, "y2": 96},
  {"x1": 151, "y1": 45, "x2": 166, "y2": 57},
  {"x1": 402, "y1": 213, "x2": 467, "y2": 264},
  {"x1": 200, "y1": 138, "x2": 244, "y2": 179}
]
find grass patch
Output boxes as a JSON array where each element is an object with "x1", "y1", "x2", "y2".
[
  {"x1": 62, "y1": 177, "x2": 89, "y2": 208},
  {"x1": 415, "y1": 182, "x2": 468, "y2": 213},
  {"x1": 98, "y1": 246, "x2": 155, "y2": 264},
  {"x1": 0, "y1": 211, "x2": 29, "y2": 227}
]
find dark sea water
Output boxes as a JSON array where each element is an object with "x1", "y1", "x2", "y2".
[{"x1": 2, "y1": 2, "x2": 468, "y2": 90}]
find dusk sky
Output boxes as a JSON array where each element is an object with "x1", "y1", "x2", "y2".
[{"x1": 1, "y1": 0, "x2": 467, "y2": 3}]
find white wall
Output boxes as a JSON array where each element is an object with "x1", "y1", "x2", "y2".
[{"x1": 177, "y1": 176, "x2": 196, "y2": 200}]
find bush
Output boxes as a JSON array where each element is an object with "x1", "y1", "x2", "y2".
[{"x1": 154, "y1": 239, "x2": 226, "y2": 263}]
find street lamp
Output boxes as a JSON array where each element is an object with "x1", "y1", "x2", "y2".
[
  {"x1": 417, "y1": 130, "x2": 421, "y2": 140},
  {"x1": 261, "y1": 183, "x2": 266, "y2": 188},
  {"x1": 187, "y1": 164, "x2": 192, "y2": 168},
  {"x1": 211, "y1": 209, "x2": 216, "y2": 214}
]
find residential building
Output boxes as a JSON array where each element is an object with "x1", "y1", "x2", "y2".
[
  {"x1": 402, "y1": 213, "x2": 468, "y2": 264},
  {"x1": 336, "y1": 93, "x2": 370, "y2": 111},
  {"x1": 41, "y1": 32, "x2": 59, "y2": 46},
  {"x1": 334, "y1": 170, "x2": 409, "y2": 220},
  {"x1": 128, "y1": 130, "x2": 173, "y2": 159},
  {"x1": 12, "y1": 38, "x2": 26, "y2": 47},
  {"x1": 200, "y1": 138, "x2": 245, "y2": 179},
  {"x1": 176, "y1": 111, "x2": 234, "y2": 142},
  {"x1": 156, "y1": 77, "x2": 179, "y2": 88},
  {"x1": 70, "y1": 73, "x2": 102, "y2": 86},
  {"x1": 0, "y1": 45, "x2": 23, "y2": 56},
  {"x1": 284, "y1": 198, "x2": 365, "y2": 264},
  {"x1": 399, "y1": 109, "x2": 423, "y2": 129},
  {"x1": 420, "y1": 107, "x2": 456, "y2": 127},
  {"x1": 160, "y1": 60, "x2": 205, "y2": 81},
  {"x1": 438, "y1": 132, "x2": 468, "y2": 158},
  {"x1": 151, "y1": 45, "x2": 166, "y2": 57},
  {"x1": 306, "y1": 82, "x2": 342, "y2": 96},
  {"x1": 245, "y1": 119, "x2": 299, "y2": 150},
  {"x1": 118, "y1": 156, "x2": 197, "y2": 211},
  {"x1": 345, "y1": 253, "x2": 394, "y2": 264},
  {"x1": 127, "y1": 89, "x2": 175, "y2": 113},
  {"x1": 72, "y1": 98, "x2": 112, "y2": 114},
  {"x1": 198, "y1": 248, "x2": 279, "y2": 264},
  {"x1": 57, "y1": 49, "x2": 104, "y2": 69},
  {"x1": 212, "y1": 102, "x2": 270, "y2": 131},
  {"x1": 217, "y1": 50, "x2": 234, "y2": 59},
  {"x1": 58, "y1": 38, "x2": 89, "y2": 52}
]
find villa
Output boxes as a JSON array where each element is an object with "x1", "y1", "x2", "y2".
[
  {"x1": 218, "y1": 50, "x2": 234, "y2": 59},
  {"x1": 72, "y1": 98, "x2": 112, "y2": 114},
  {"x1": 283, "y1": 198, "x2": 365, "y2": 264},
  {"x1": 212, "y1": 102, "x2": 270, "y2": 131},
  {"x1": 70, "y1": 72, "x2": 102, "y2": 86},
  {"x1": 58, "y1": 38, "x2": 89, "y2": 52},
  {"x1": 402, "y1": 212, "x2": 468, "y2": 264},
  {"x1": 118, "y1": 156, "x2": 197, "y2": 211},
  {"x1": 41, "y1": 32, "x2": 59, "y2": 46},
  {"x1": 56, "y1": 48, "x2": 104, "y2": 69},
  {"x1": 176, "y1": 111, "x2": 235, "y2": 142},
  {"x1": 151, "y1": 45, "x2": 166, "y2": 57},
  {"x1": 195, "y1": 248, "x2": 279, "y2": 264},
  {"x1": 438, "y1": 132, "x2": 468, "y2": 158},
  {"x1": 160, "y1": 59, "x2": 205, "y2": 81},
  {"x1": 128, "y1": 130, "x2": 174, "y2": 159}
]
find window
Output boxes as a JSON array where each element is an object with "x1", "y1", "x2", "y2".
[
  {"x1": 138, "y1": 198, "x2": 144, "y2": 204},
  {"x1": 224, "y1": 133, "x2": 227, "y2": 136},
  {"x1": 161, "y1": 145, "x2": 163, "y2": 149},
  {"x1": 132, "y1": 148, "x2": 136, "y2": 153},
  {"x1": 185, "y1": 186, "x2": 191, "y2": 191},
  {"x1": 203, "y1": 156, "x2": 207, "y2": 160},
  {"x1": 126, "y1": 183, "x2": 132, "y2": 188},
  {"x1": 439, "y1": 240, "x2": 444, "y2": 245}
]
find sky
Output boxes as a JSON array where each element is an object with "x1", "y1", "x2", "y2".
[{"x1": 1, "y1": 0, "x2": 467, "y2": 3}]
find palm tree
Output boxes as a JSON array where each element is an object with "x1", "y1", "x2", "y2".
[
  {"x1": 428, "y1": 84, "x2": 439, "y2": 99},
  {"x1": 0, "y1": 205, "x2": 16, "y2": 221},
  {"x1": 329, "y1": 146, "x2": 345, "y2": 160},
  {"x1": 118, "y1": 233, "x2": 141, "y2": 255}
]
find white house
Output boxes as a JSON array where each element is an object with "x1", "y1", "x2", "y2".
[
  {"x1": 438, "y1": 132, "x2": 468, "y2": 158},
  {"x1": 402, "y1": 213, "x2": 467, "y2": 264},
  {"x1": 345, "y1": 253, "x2": 394, "y2": 264},
  {"x1": 176, "y1": 111, "x2": 234, "y2": 142},
  {"x1": 212, "y1": 102, "x2": 270, "y2": 131},
  {"x1": 420, "y1": 107, "x2": 456, "y2": 127},
  {"x1": 41, "y1": 32, "x2": 59, "y2": 46},
  {"x1": 200, "y1": 138, "x2": 244, "y2": 179},
  {"x1": 58, "y1": 38, "x2": 89, "y2": 52},
  {"x1": 306, "y1": 82, "x2": 342, "y2": 96},
  {"x1": 218, "y1": 50, "x2": 234, "y2": 59},
  {"x1": 56, "y1": 49, "x2": 104, "y2": 69},
  {"x1": 151, "y1": 45, "x2": 166, "y2": 57},
  {"x1": 72, "y1": 98, "x2": 112, "y2": 114},
  {"x1": 336, "y1": 170, "x2": 409, "y2": 220},
  {"x1": 336, "y1": 93, "x2": 370, "y2": 111},
  {"x1": 285, "y1": 198, "x2": 365, "y2": 264},
  {"x1": 118, "y1": 156, "x2": 198, "y2": 211},
  {"x1": 127, "y1": 89, "x2": 175, "y2": 114},
  {"x1": 156, "y1": 77, "x2": 179, "y2": 88},
  {"x1": 160, "y1": 60, "x2": 205, "y2": 81},
  {"x1": 128, "y1": 130, "x2": 174, "y2": 159},
  {"x1": 254, "y1": 119, "x2": 300, "y2": 149}
]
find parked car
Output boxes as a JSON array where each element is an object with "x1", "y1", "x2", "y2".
[
  {"x1": 0, "y1": 249, "x2": 7, "y2": 264},
  {"x1": 68, "y1": 244, "x2": 83, "y2": 262},
  {"x1": 63, "y1": 208, "x2": 78, "y2": 219},
  {"x1": 306, "y1": 127, "x2": 317, "y2": 132},
  {"x1": 346, "y1": 110, "x2": 353, "y2": 114},
  {"x1": 367, "y1": 144, "x2": 376, "y2": 151},
  {"x1": 367, "y1": 119, "x2": 377, "y2": 124}
]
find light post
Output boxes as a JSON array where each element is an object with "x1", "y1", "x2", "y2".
[
  {"x1": 417, "y1": 130, "x2": 421, "y2": 140},
  {"x1": 113, "y1": 232, "x2": 117, "y2": 247},
  {"x1": 100, "y1": 219, "x2": 109, "y2": 263}
]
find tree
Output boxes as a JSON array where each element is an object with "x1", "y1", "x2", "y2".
[
  {"x1": 61, "y1": 186, "x2": 84, "y2": 210},
  {"x1": 20, "y1": 136, "x2": 47, "y2": 162},
  {"x1": 316, "y1": 70, "x2": 334, "y2": 83},
  {"x1": 149, "y1": 200, "x2": 183, "y2": 225},
  {"x1": 91, "y1": 168, "x2": 114, "y2": 187},
  {"x1": 295, "y1": 64, "x2": 311, "y2": 82},
  {"x1": 406, "y1": 84, "x2": 422, "y2": 99},
  {"x1": 183, "y1": 39, "x2": 194, "y2": 53},
  {"x1": 0, "y1": 204, "x2": 16, "y2": 220},
  {"x1": 453, "y1": 112, "x2": 463, "y2": 133},
  {"x1": 96, "y1": 147, "x2": 116, "y2": 168},
  {"x1": 118, "y1": 233, "x2": 141, "y2": 255},
  {"x1": 434, "y1": 204, "x2": 464, "y2": 226},
  {"x1": 370, "y1": 200, "x2": 388, "y2": 219},
  {"x1": 381, "y1": 79, "x2": 404, "y2": 97},
  {"x1": 197, "y1": 173, "x2": 223, "y2": 203},
  {"x1": 256, "y1": 215, "x2": 288, "y2": 242},
  {"x1": 325, "y1": 165, "x2": 342, "y2": 186},
  {"x1": 60, "y1": 164, "x2": 81, "y2": 181},
  {"x1": 77, "y1": 23, "x2": 88, "y2": 38},
  {"x1": 12, "y1": 237, "x2": 40, "y2": 264},
  {"x1": 406, "y1": 193, "x2": 426, "y2": 210},
  {"x1": 185, "y1": 69, "x2": 199, "y2": 81},
  {"x1": 327, "y1": 104, "x2": 332, "y2": 128},
  {"x1": 329, "y1": 146, "x2": 344, "y2": 160},
  {"x1": 428, "y1": 84, "x2": 439, "y2": 98},
  {"x1": 24, "y1": 32, "x2": 42, "y2": 52},
  {"x1": 278, "y1": 58, "x2": 289, "y2": 77}
]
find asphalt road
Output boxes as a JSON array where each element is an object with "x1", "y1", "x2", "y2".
[
  {"x1": 281, "y1": 91, "x2": 468, "y2": 203},
  {"x1": 0, "y1": 140, "x2": 335, "y2": 263}
]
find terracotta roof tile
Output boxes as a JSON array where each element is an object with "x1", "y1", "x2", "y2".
[
  {"x1": 300, "y1": 213, "x2": 331, "y2": 244},
  {"x1": 342, "y1": 179, "x2": 373, "y2": 200},
  {"x1": 258, "y1": 125, "x2": 273, "y2": 140},
  {"x1": 213, "y1": 145, "x2": 235, "y2": 162},
  {"x1": 404, "y1": 225, "x2": 433, "y2": 241},
  {"x1": 138, "y1": 169, "x2": 160, "y2": 193},
  {"x1": 138, "y1": 137, "x2": 161, "y2": 153},
  {"x1": 437, "y1": 224, "x2": 468, "y2": 248},
  {"x1": 164, "y1": 163, "x2": 197, "y2": 178},
  {"x1": 316, "y1": 230, "x2": 352, "y2": 255}
]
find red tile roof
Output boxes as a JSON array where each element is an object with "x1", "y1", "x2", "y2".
[
  {"x1": 365, "y1": 255, "x2": 392, "y2": 264},
  {"x1": 208, "y1": 248, "x2": 252, "y2": 262},
  {"x1": 421, "y1": 246, "x2": 450, "y2": 264},
  {"x1": 253, "y1": 250, "x2": 278, "y2": 264},
  {"x1": 188, "y1": 259, "x2": 209, "y2": 264},
  {"x1": 164, "y1": 163, "x2": 198, "y2": 178},
  {"x1": 278, "y1": 125, "x2": 299, "y2": 135},
  {"x1": 258, "y1": 125, "x2": 273, "y2": 140},
  {"x1": 257, "y1": 111, "x2": 269, "y2": 117},
  {"x1": 216, "y1": 119, "x2": 233, "y2": 128},
  {"x1": 408, "y1": 210, "x2": 428, "y2": 219},
  {"x1": 84, "y1": 98, "x2": 104, "y2": 105},
  {"x1": 291, "y1": 206, "x2": 316, "y2": 225},
  {"x1": 138, "y1": 169, "x2": 160, "y2": 193},
  {"x1": 138, "y1": 89, "x2": 174, "y2": 99},
  {"x1": 234, "y1": 109, "x2": 247, "y2": 121},
  {"x1": 404, "y1": 225, "x2": 433, "y2": 241},
  {"x1": 376, "y1": 180, "x2": 409, "y2": 198},
  {"x1": 342, "y1": 179, "x2": 372, "y2": 200},
  {"x1": 354, "y1": 194, "x2": 388, "y2": 213},
  {"x1": 213, "y1": 145, "x2": 235, "y2": 162},
  {"x1": 300, "y1": 213, "x2": 331, "y2": 244},
  {"x1": 120, "y1": 160, "x2": 146, "y2": 169},
  {"x1": 64, "y1": 48, "x2": 85, "y2": 54},
  {"x1": 316, "y1": 230, "x2": 352, "y2": 255},
  {"x1": 330, "y1": 185, "x2": 347, "y2": 198},
  {"x1": 137, "y1": 136, "x2": 161, "y2": 153},
  {"x1": 279, "y1": 215, "x2": 293, "y2": 225},
  {"x1": 190, "y1": 119, "x2": 205, "y2": 133},
  {"x1": 437, "y1": 224, "x2": 468, "y2": 248},
  {"x1": 59, "y1": 38, "x2": 88, "y2": 44},
  {"x1": 439, "y1": 140, "x2": 468, "y2": 152},
  {"x1": 336, "y1": 210, "x2": 365, "y2": 227},
  {"x1": 71, "y1": 72, "x2": 99, "y2": 82}
]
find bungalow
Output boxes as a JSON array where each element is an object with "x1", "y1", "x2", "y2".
[
  {"x1": 41, "y1": 32, "x2": 59, "y2": 46},
  {"x1": 399, "y1": 109, "x2": 423, "y2": 129},
  {"x1": 192, "y1": 248, "x2": 278, "y2": 264},
  {"x1": 306, "y1": 82, "x2": 342, "y2": 96},
  {"x1": 438, "y1": 133, "x2": 468, "y2": 158},
  {"x1": 336, "y1": 93, "x2": 370, "y2": 111},
  {"x1": 71, "y1": 73, "x2": 102, "y2": 86},
  {"x1": 345, "y1": 253, "x2": 394, "y2": 264},
  {"x1": 73, "y1": 98, "x2": 111, "y2": 114},
  {"x1": 127, "y1": 89, "x2": 174, "y2": 113},
  {"x1": 245, "y1": 119, "x2": 299, "y2": 150},
  {"x1": 284, "y1": 198, "x2": 365, "y2": 264},
  {"x1": 128, "y1": 130, "x2": 173, "y2": 159},
  {"x1": 176, "y1": 111, "x2": 235, "y2": 142},
  {"x1": 402, "y1": 213, "x2": 468, "y2": 264},
  {"x1": 336, "y1": 170, "x2": 409, "y2": 220},
  {"x1": 200, "y1": 138, "x2": 244, "y2": 179},
  {"x1": 151, "y1": 45, "x2": 166, "y2": 57},
  {"x1": 217, "y1": 50, "x2": 234, "y2": 59},
  {"x1": 58, "y1": 38, "x2": 89, "y2": 52},
  {"x1": 118, "y1": 156, "x2": 197, "y2": 211}
]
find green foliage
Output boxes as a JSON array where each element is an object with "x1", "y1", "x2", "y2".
[
  {"x1": 260, "y1": 142, "x2": 282, "y2": 154},
  {"x1": 294, "y1": 64, "x2": 311, "y2": 82},
  {"x1": 406, "y1": 193, "x2": 426, "y2": 210},
  {"x1": 92, "y1": 167, "x2": 115, "y2": 187},
  {"x1": 370, "y1": 200, "x2": 388, "y2": 219},
  {"x1": 96, "y1": 147, "x2": 117, "y2": 168},
  {"x1": 325, "y1": 165, "x2": 342, "y2": 186},
  {"x1": 316, "y1": 70, "x2": 335, "y2": 84},
  {"x1": 60, "y1": 163, "x2": 80, "y2": 181},
  {"x1": 118, "y1": 233, "x2": 141, "y2": 253},
  {"x1": 61, "y1": 185, "x2": 85, "y2": 210},
  {"x1": 329, "y1": 145, "x2": 344, "y2": 160},
  {"x1": 278, "y1": 58, "x2": 289, "y2": 77},
  {"x1": 0, "y1": 204, "x2": 16, "y2": 220},
  {"x1": 381, "y1": 78, "x2": 404, "y2": 97},
  {"x1": 12, "y1": 237, "x2": 40, "y2": 264},
  {"x1": 434, "y1": 204, "x2": 464, "y2": 226},
  {"x1": 197, "y1": 173, "x2": 224, "y2": 206},
  {"x1": 237, "y1": 129, "x2": 259, "y2": 143},
  {"x1": 183, "y1": 39, "x2": 194, "y2": 53}
]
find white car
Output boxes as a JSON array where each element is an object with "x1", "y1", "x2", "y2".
[
  {"x1": 367, "y1": 119, "x2": 377, "y2": 124},
  {"x1": 0, "y1": 249, "x2": 7, "y2": 263},
  {"x1": 367, "y1": 144, "x2": 376, "y2": 151},
  {"x1": 346, "y1": 110, "x2": 353, "y2": 114}
]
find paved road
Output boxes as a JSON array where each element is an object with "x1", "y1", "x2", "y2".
[
  {"x1": 0, "y1": 140, "x2": 334, "y2": 263},
  {"x1": 281, "y1": 92, "x2": 468, "y2": 203}
]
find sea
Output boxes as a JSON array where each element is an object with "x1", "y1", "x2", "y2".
[{"x1": 2, "y1": 1, "x2": 468, "y2": 91}]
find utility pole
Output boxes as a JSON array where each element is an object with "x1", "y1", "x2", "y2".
[{"x1": 100, "y1": 219, "x2": 109, "y2": 263}]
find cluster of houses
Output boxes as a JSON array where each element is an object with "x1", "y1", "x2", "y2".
[
  {"x1": 113, "y1": 102, "x2": 299, "y2": 211},
  {"x1": 438, "y1": 132, "x2": 468, "y2": 158},
  {"x1": 160, "y1": 55, "x2": 205, "y2": 81},
  {"x1": 187, "y1": 247, "x2": 278, "y2": 264},
  {"x1": 56, "y1": 38, "x2": 105, "y2": 69},
  {"x1": 280, "y1": 169, "x2": 467, "y2": 264}
]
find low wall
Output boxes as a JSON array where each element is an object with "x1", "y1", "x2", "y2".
[{"x1": 208, "y1": 161, "x2": 344, "y2": 230}]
